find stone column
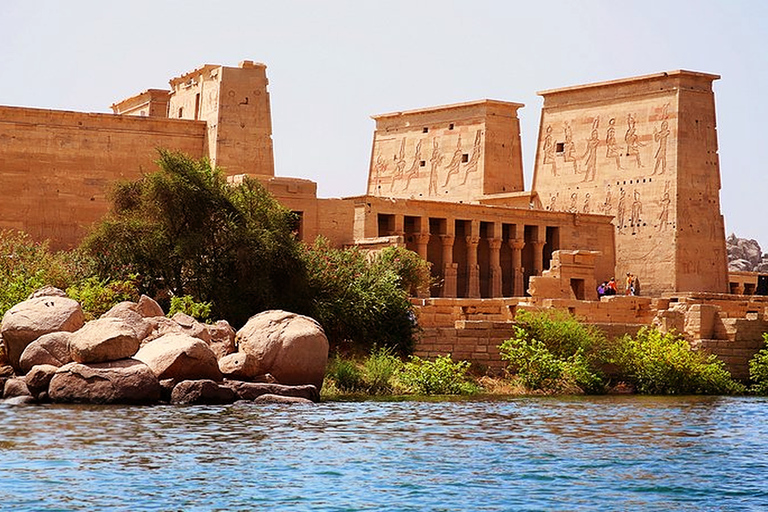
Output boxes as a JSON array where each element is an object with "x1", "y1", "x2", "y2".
[
  {"x1": 414, "y1": 233, "x2": 430, "y2": 260},
  {"x1": 466, "y1": 236, "x2": 480, "y2": 298},
  {"x1": 440, "y1": 234, "x2": 457, "y2": 298},
  {"x1": 488, "y1": 238, "x2": 503, "y2": 298},
  {"x1": 510, "y1": 238, "x2": 525, "y2": 297},
  {"x1": 532, "y1": 240, "x2": 546, "y2": 276},
  {"x1": 414, "y1": 233, "x2": 431, "y2": 298}
]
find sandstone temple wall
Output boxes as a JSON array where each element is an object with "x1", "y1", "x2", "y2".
[
  {"x1": 0, "y1": 105, "x2": 206, "y2": 248},
  {"x1": 532, "y1": 71, "x2": 728, "y2": 296}
]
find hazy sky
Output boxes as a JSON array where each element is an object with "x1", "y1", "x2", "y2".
[{"x1": 2, "y1": 1, "x2": 767, "y2": 245}]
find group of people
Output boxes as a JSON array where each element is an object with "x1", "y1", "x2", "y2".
[{"x1": 597, "y1": 273, "x2": 639, "y2": 298}]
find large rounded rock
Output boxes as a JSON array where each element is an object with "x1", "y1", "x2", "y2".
[
  {"x1": 19, "y1": 331, "x2": 73, "y2": 373},
  {"x1": 218, "y1": 352, "x2": 261, "y2": 380},
  {"x1": 1, "y1": 296, "x2": 84, "y2": 371},
  {"x1": 48, "y1": 359, "x2": 161, "y2": 404},
  {"x1": 134, "y1": 333, "x2": 222, "y2": 382},
  {"x1": 137, "y1": 295, "x2": 164, "y2": 318},
  {"x1": 101, "y1": 302, "x2": 153, "y2": 340},
  {"x1": 69, "y1": 317, "x2": 141, "y2": 364},
  {"x1": 25, "y1": 364, "x2": 58, "y2": 397},
  {"x1": 236, "y1": 310, "x2": 328, "y2": 389},
  {"x1": 143, "y1": 315, "x2": 235, "y2": 359},
  {"x1": 170, "y1": 379, "x2": 236, "y2": 405},
  {"x1": 3, "y1": 377, "x2": 31, "y2": 399}
]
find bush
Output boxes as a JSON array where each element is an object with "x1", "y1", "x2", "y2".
[
  {"x1": 363, "y1": 346, "x2": 403, "y2": 394},
  {"x1": 168, "y1": 295, "x2": 212, "y2": 322},
  {"x1": 81, "y1": 150, "x2": 309, "y2": 327},
  {"x1": 613, "y1": 327, "x2": 744, "y2": 395},
  {"x1": 499, "y1": 311, "x2": 607, "y2": 394},
  {"x1": 0, "y1": 230, "x2": 86, "y2": 316},
  {"x1": 748, "y1": 334, "x2": 768, "y2": 394},
  {"x1": 397, "y1": 354, "x2": 480, "y2": 395},
  {"x1": 66, "y1": 275, "x2": 140, "y2": 320},
  {"x1": 303, "y1": 239, "x2": 424, "y2": 353},
  {"x1": 324, "y1": 353, "x2": 364, "y2": 393}
]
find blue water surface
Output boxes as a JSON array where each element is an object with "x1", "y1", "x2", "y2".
[{"x1": 1, "y1": 395, "x2": 767, "y2": 511}]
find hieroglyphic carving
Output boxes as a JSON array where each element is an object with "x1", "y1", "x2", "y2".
[
  {"x1": 542, "y1": 125, "x2": 557, "y2": 176},
  {"x1": 402, "y1": 139, "x2": 422, "y2": 190},
  {"x1": 443, "y1": 135, "x2": 463, "y2": 186},
  {"x1": 568, "y1": 192, "x2": 578, "y2": 213},
  {"x1": 600, "y1": 184, "x2": 613, "y2": 215},
  {"x1": 625, "y1": 113, "x2": 643, "y2": 168},
  {"x1": 391, "y1": 138, "x2": 406, "y2": 191},
  {"x1": 460, "y1": 130, "x2": 482, "y2": 185},
  {"x1": 653, "y1": 104, "x2": 670, "y2": 175},
  {"x1": 616, "y1": 189, "x2": 627, "y2": 232},
  {"x1": 581, "y1": 117, "x2": 599, "y2": 182},
  {"x1": 563, "y1": 121, "x2": 578, "y2": 173},
  {"x1": 582, "y1": 192, "x2": 591, "y2": 213},
  {"x1": 605, "y1": 117, "x2": 623, "y2": 170},
  {"x1": 372, "y1": 154, "x2": 388, "y2": 195},
  {"x1": 428, "y1": 138, "x2": 443, "y2": 196},
  {"x1": 658, "y1": 181, "x2": 671, "y2": 230},
  {"x1": 548, "y1": 192, "x2": 558, "y2": 211},
  {"x1": 630, "y1": 189, "x2": 642, "y2": 229}
]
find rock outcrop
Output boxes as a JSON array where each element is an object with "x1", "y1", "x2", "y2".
[
  {"x1": 236, "y1": 310, "x2": 328, "y2": 390},
  {"x1": 69, "y1": 317, "x2": 142, "y2": 364},
  {"x1": 134, "y1": 333, "x2": 222, "y2": 382},
  {"x1": 48, "y1": 359, "x2": 162, "y2": 404},
  {"x1": 18, "y1": 331, "x2": 73, "y2": 373},
  {"x1": 1, "y1": 296, "x2": 85, "y2": 371},
  {"x1": 727, "y1": 234, "x2": 768, "y2": 272}
]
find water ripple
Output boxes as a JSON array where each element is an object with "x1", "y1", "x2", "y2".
[{"x1": 1, "y1": 396, "x2": 768, "y2": 510}]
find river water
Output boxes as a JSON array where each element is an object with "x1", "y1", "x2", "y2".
[{"x1": 1, "y1": 395, "x2": 767, "y2": 511}]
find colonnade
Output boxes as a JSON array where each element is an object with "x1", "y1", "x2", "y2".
[{"x1": 383, "y1": 214, "x2": 556, "y2": 298}]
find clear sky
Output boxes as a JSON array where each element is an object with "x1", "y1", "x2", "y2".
[{"x1": 2, "y1": 1, "x2": 767, "y2": 246}]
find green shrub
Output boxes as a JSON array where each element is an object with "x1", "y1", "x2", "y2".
[
  {"x1": 363, "y1": 346, "x2": 403, "y2": 394},
  {"x1": 168, "y1": 295, "x2": 212, "y2": 322},
  {"x1": 0, "y1": 230, "x2": 87, "y2": 316},
  {"x1": 325, "y1": 354, "x2": 364, "y2": 392},
  {"x1": 81, "y1": 150, "x2": 309, "y2": 328},
  {"x1": 748, "y1": 334, "x2": 768, "y2": 395},
  {"x1": 302, "y1": 238, "x2": 421, "y2": 353},
  {"x1": 397, "y1": 354, "x2": 480, "y2": 395},
  {"x1": 66, "y1": 275, "x2": 140, "y2": 320},
  {"x1": 613, "y1": 327, "x2": 744, "y2": 395},
  {"x1": 499, "y1": 311, "x2": 606, "y2": 394}
]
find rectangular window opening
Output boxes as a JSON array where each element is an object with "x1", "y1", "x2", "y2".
[
  {"x1": 422, "y1": 127, "x2": 429, "y2": 133},
  {"x1": 556, "y1": 142, "x2": 565, "y2": 153},
  {"x1": 461, "y1": 153, "x2": 469, "y2": 163}
]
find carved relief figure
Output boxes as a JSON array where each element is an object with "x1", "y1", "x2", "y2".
[
  {"x1": 461, "y1": 130, "x2": 483, "y2": 185},
  {"x1": 582, "y1": 192, "x2": 591, "y2": 213},
  {"x1": 542, "y1": 125, "x2": 558, "y2": 176},
  {"x1": 563, "y1": 121, "x2": 578, "y2": 173},
  {"x1": 428, "y1": 138, "x2": 443, "y2": 196},
  {"x1": 653, "y1": 104, "x2": 670, "y2": 175},
  {"x1": 568, "y1": 192, "x2": 578, "y2": 213},
  {"x1": 391, "y1": 138, "x2": 407, "y2": 191},
  {"x1": 548, "y1": 193, "x2": 558, "y2": 211},
  {"x1": 403, "y1": 139, "x2": 423, "y2": 190},
  {"x1": 630, "y1": 189, "x2": 642, "y2": 228},
  {"x1": 605, "y1": 117, "x2": 623, "y2": 170},
  {"x1": 617, "y1": 189, "x2": 627, "y2": 231},
  {"x1": 372, "y1": 154, "x2": 388, "y2": 195},
  {"x1": 582, "y1": 117, "x2": 599, "y2": 182},
  {"x1": 601, "y1": 185, "x2": 613, "y2": 215},
  {"x1": 625, "y1": 114, "x2": 643, "y2": 168},
  {"x1": 658, "y1": 186, "x2": 671, "y2": 231},
  {"x1": 443, "y1": 136, "x2": 463, "y2": 186}
]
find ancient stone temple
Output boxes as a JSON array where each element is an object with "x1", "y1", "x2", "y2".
[
  {"x1": 531, "y1": 71, "x2": 728, "y2": 296},
  {"x1": 0, "y1": 61, "x2": 729, "y2": 299}
]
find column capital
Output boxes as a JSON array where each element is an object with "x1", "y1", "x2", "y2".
[
  {"x1": 489, "y1": 238, "x2": 503, "y2": 250},
  {"x1": 414, "y1": 233, "x2": 430, "y2": 244},
  {"x1": 509, "y1": 238, "x2": 525, "y2": 250},
  {"x1": 465, "y1": 236, "x2": 480, "y2": 247},
  {"x1": 440, "y1": 234, "x2": 455, "y2": 246}
]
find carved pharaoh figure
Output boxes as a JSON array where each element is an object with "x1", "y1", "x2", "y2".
[
  {"x1": 563, "y1": 121, "x2": 578, "y2": 173},
  {"x1": 653, "y1": 117, "x2": 670, "y2": 175},
  {"x1": 428, "y1": 138, "x2": 443, "y2": 196},
  {"x1": 605, "y1": 117, "x2": 623, "y2": 170},
  {"x1": 582, "y1": 117, "x2": 599, "y2": 182},
  {"x1": 542, "y1": 125, "x2": 558, "y2": 176},
  {"x1": 625, "y1": 113, "x2": 643, "y2": 168},
  {"x1": 402, "y1": 139, "x2": 423, "y2": 190},
  {"x1": 460, "y1": 129, "x2": 482, "y2": 185},
  {"x1": 443, "y1": 136, "x2": 463, "y2": 186},
  {"x1": 391, "y1": 138, "x2": 407, "y2": 191}
]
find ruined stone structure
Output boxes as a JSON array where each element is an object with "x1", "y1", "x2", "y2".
[
  {"x1": 532, "y1": 71, "x2": 728, "y2": 296},
  {"x1": 1, "y1": 60, "x2": 764, "y2": 376}
]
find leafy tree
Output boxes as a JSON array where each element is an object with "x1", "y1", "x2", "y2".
[{"x1": 82, "y1": 150, "x2": 309, "y2": 327}]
